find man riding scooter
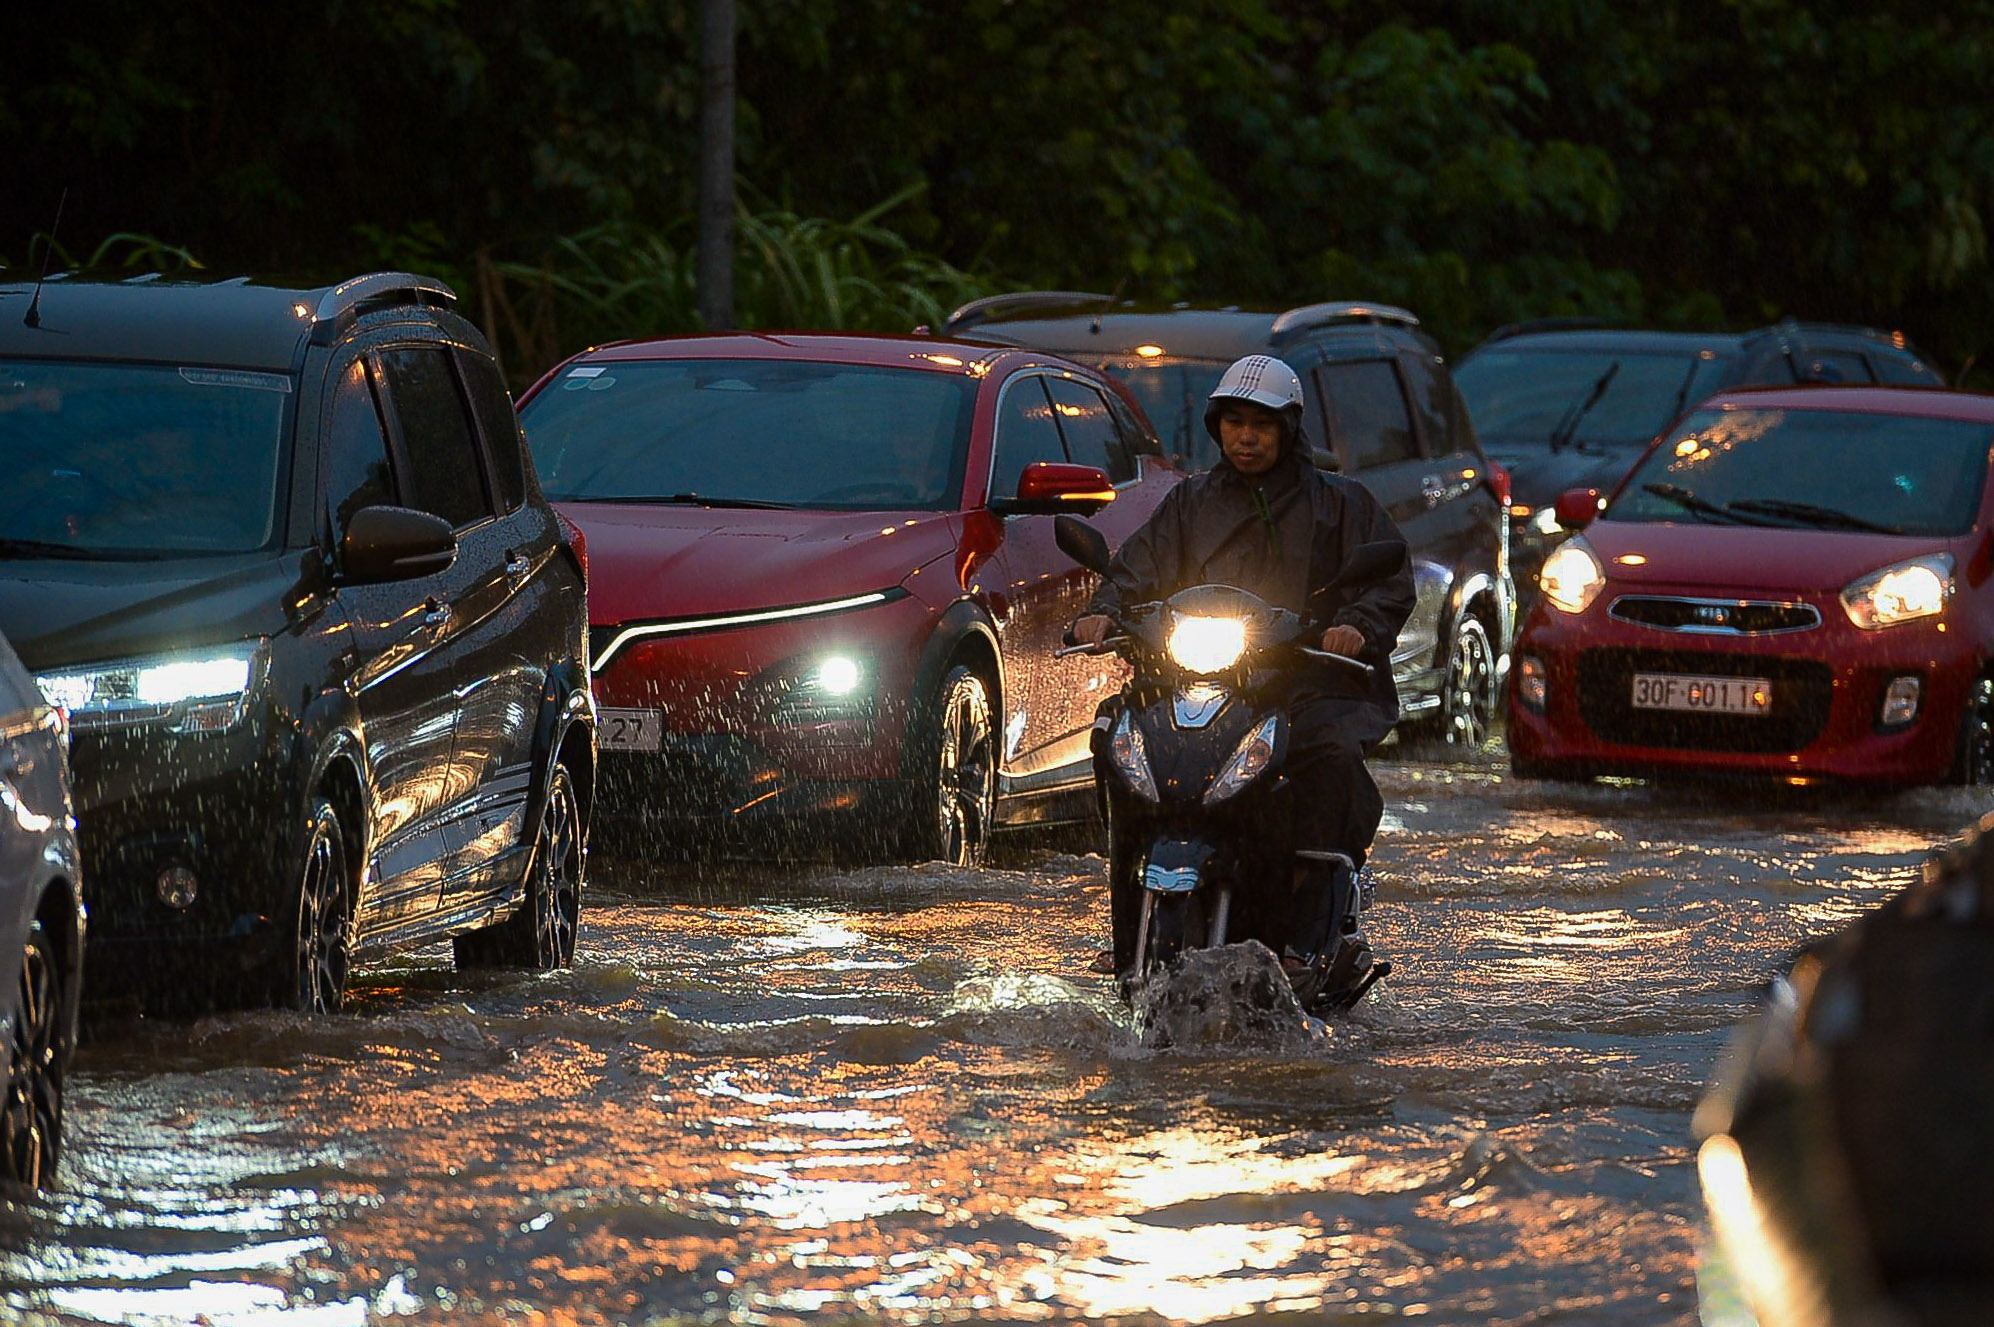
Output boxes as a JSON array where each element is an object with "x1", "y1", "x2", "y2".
[{"x1": 1071, "y1": 354, "x2": 1415, "y2": 992}]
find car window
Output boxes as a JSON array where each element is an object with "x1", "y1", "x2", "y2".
[
  {"x1": 1800, "y1": 349, "x2": 1874, "y2": 384},
  {"x1": 1454, "y1": 349, "x2": 1717, "y2": 446},
  {"x1": 455, "y1": 349, "x2": 527, "y2": 512},
  {"x1": 1317, "y1": 360, "x2": 1419, "y2": 469},
  {"x1": 988, "y1": 376, "x2": 1068, "y2": 500},
  {"x1": 522, "y1": 358, "x2": 974, "y2": 510},
  {"x1": 322, "y1": 358, "x2": 398, "y2": 542},
  {"x1": 0, "y1": 359, "x2": 290, "y2": 555},
  {"x1": 1043, "y1": 376, "x2": 1134, "y2": 483},
  {"x1": 1610, "y1": 406, "x2": 1991, "y2": 537},
  {"x1": 1094, "y1": 359, "x2": 1227, "y2": 469},
  {"x1": 377, "y1": 346, "x2": 493, "y2": 530},
  {"x1": 1875, "y1": 352, "x2": 1943, "y2": 386},
  {"x1": 1399, "y1": 355, "x2": 1457, "y2": 457}
]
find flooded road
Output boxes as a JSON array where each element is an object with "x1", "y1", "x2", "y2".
[{"x1": 6, "y1": 750, "x2": 1988, "y2": 1326}]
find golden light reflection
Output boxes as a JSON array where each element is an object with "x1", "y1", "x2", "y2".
[
  {"x1": 1613, "y1": 553, "x2": 1647, "y2": 566},
  {"x1": 1135, "y1": 344, "x2": 1165, "y2": 358}
]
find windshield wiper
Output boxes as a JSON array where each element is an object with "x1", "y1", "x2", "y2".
[
  {"x1": 1724, "y1": 497, "x2": 1902, "y2": 534},
  {"x1": 1639, "y1": 482, "x2": 1767, "y2": 525},
  {"x1": 1549, "y1": 361, "x2": 1620, "y2": 453},
  {"x1": 571, "y1": 492, "x2": 796, "y2": 510},
  {"x1": 0, "y1": 537, "x2": 174, "y2": 560}
]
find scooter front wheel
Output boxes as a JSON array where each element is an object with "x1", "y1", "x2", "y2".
[{"x1": 1136, "y1": 889, "x2": 1211, "y2": 979}]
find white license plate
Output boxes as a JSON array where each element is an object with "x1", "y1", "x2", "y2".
[
  {"x1": 1630, "y1": 672, "x2": 1772, "y2": 716},
  {"x1": 598, "y1": 707, "x2": 663, "y2": 751}
]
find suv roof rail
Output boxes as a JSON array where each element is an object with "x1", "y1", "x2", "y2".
[
  {"x1": 1269, "y1": 301, "x2": 1420, "y2": 336},
  {"x1": 1481, "y1": 315, "x2": 1618, "y2": 343},
  {"x1": 941, "y1": 290, "x2": 1115, "y2": 336},
  {"x1": 310, "y1": 271, "x2": 458, "y2": 344},
  {"x1": 1751, "y1": 316, "x2": 1914, "y2": 349}
]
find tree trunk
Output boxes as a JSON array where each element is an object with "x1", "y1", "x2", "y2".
[{"x1": 697, "y1": 0, "x2": 736, "y2": 331}]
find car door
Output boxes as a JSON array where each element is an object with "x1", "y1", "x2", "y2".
[
  {"x1": 371, "y1": 343, "x2": 502, "y2": 911},
  {"x1": 318, "y1": 351, "x2": 461, "y2": 931},
  {"x1": 1310, "y1": 355, "x2": 1447, "y2": 684},
  {"x1": 439, "y1": 345, "x2": 566, "y2": 911},
  {"x1": 1400, "y1": 350, "x2": 1511, "y2": 644}
]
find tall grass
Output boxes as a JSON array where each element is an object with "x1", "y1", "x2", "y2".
[{"x1": 479, "y1": 185, "x2": 996, "y2": 385}]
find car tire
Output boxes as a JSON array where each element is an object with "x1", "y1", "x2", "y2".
[
  {"x1": 1419, "y1": 615, "x2": 1496, "y2": 748},
  {"x1": 1954, "y1": 677, "x2": 1994, "y2": 785},
  {"x1": 2, "y1": 919, "x2": 67, "y2": 1190},
  {"x1": 901, "y1": 665, "x2": 996, "y2": 867},
  {"x1": 454, "y1": 762, "x2": 583, "y2": 970},
  {"x1": 284, "y1": 798, "x2": 354, "y2": 1014}
]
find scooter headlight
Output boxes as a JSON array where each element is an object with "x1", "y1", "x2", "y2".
[
  {"x1": 1204, "y1": 713, "x2": 1283, "y2": 806},
  {"x1": 1110, "y1": 709, "x2": 1160, "y2": 802},
  {"x1": 1167, "y1": 614, "x2": 1247, "y2": 673}
]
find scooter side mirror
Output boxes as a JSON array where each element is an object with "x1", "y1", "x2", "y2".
[
  {"x1": 1331, "y1": 539, "x2": 1408, "y2": 588},
  {"x1": 1054, "y1": 514, "x2": 1114, "y2": 576}
]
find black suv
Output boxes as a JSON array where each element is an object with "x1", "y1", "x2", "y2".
[
  {"x1": 0, "y1": 271, "x2": 595, "y2": 1013},
  {"x1": 937, "y1": 293, "x2": 1515, "y2": 747},
  {"x1": 1454, "y1": 319, "x2": 1948, "y2": 602}
]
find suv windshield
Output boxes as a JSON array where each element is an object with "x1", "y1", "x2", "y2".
[
  {"x1": 0, "y1": 360, "x2": 291, "y2": 557},
  {"x1": 1092, "y1": 359, "x2": 1226, "y2": 466},
  {"x1": 523, "y1": 359, "x2": 976, "y2": 510},
  {"x1": 1456, "y1": 350, "x2": 1725, "y2": 448},
  {"x1": 1610, "y1": 406, "x2": 1992, "y2": 536}
]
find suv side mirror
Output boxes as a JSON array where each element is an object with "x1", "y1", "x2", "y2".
[
  {"x1": 1553, "y1": 487, "x2": 1604, "y2": 529},
  {"x1": 339, "y1": 505, "x2": 457, "y2": 583},
  {"x1": 990, "y1": 462, "x2": 1117, "y2": 516}
]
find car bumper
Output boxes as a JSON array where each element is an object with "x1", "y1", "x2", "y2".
[
  {"x1": 68, "y1": 714, "x2": 295, "y2": 989},
  {"x1": 1507, "y1": 598, "x2": 1976, "y2": 785},
  {"x1": 589, "y1": 593, "x2": 931, "y2": 819}
]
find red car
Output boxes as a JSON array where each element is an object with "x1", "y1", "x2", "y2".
[
  {"x1": 516, "y1": 333, "x2": 1181, "y2": 862},
  {"x1": 1508, "y1": 385, "x2": 1994, "y2": 787}
]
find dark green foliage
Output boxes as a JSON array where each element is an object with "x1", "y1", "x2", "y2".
[{"x1": 2, "y1": 2, "x2": 1988, "y2": 385}]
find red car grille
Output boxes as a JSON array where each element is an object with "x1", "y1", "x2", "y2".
[
  {"x1": 1607, "y1": 596, "x2": 1821, "y2": 635},
  {"x1": 1576, "y1": 648, "x2": 1835, "y2": 753}
]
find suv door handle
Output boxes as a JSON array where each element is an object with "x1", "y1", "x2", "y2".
[
  {"x1": 423, "y1": 598, "x2": 450, "y2": 629},
  {"x1": 1421, "y1": 473, "x2": 1447, "y2": 507},
  {"x1": 504, "y1": 551, "x2": 531, "y2": 580}
]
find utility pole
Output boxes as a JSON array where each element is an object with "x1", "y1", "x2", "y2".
[{"x1": 697, "y1": 0, "x2": 736, "y2": 331}]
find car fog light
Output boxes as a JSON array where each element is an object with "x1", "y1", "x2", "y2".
[
  {"x1": 1518, "y1": 655, "x2": 1548, "y2": 712},
  {"x1": 157, "y1": 866, "x2": 199, "y2": 909},
  {"x1": 1879, "y1": 675, "x2": 1922, "y2": 727}
]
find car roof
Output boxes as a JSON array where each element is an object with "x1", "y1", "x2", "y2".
[
  {"x1": 0, "y1": 270, "x2": 457, "y2": 370},
  {"x1": 571, "y1": 330, "x2": 1075, "y2": 375},
  {"x1": 1465, "y1": 328, "x2": 1753, "y2": 357},
  {"x1": 951, "y1": 302, "x2": 1429, "y2": 362},
  {"x1": 1695, "y1": 384, "x2": 1994, "y2": 422}
]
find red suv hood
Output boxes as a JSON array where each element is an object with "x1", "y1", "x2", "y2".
[
  {"x1": 1585, "y1": 521, "x2": 1961, "y2": 596},
  {"x1": 557, "y1": 503, "x2": 962, "y2": 623}
]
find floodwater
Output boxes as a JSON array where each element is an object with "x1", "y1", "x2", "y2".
[{"x1": 5, "y1": 749, "x2": 1988, "y2": 1326}]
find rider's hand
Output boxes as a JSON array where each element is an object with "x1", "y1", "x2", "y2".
[
  {"x1": 1320, "y1": 624, "x2": 1365, "y2": 657},
  {"x1": 1072, "y1": 614, "x2": 1113, "y2": 646}
]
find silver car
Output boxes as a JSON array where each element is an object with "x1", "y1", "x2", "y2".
[{"x1": 0, "y1": 628, "x2": 84, "y2": 1189}]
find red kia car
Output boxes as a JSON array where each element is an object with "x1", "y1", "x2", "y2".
[
  {"x1": 1508, "y1": 385, "x2": 1994, "y2": 787},
  {"x1": 516, "y1": 333, "x2": 1181, "y2": 862}
]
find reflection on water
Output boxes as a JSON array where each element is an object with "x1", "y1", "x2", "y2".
[{"x1": 3, "y1": 760, "x2": 1984, "y2": 1324}]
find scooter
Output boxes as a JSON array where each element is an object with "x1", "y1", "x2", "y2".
[{"x1": 1053, "y1": 514, "x2": 1407, "y2": 1016}]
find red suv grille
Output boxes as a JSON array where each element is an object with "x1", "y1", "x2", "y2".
[{"x1": 1576, "y1": 648, "x2": 1834, "y2": 754}]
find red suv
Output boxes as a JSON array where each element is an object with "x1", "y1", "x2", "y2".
[
  {"x1": 516, "y1": 333, "x2": 1181, "y2": 862},
  {"x1": 1508, "y1": 386, "x2": 1994, "y2": 787}
]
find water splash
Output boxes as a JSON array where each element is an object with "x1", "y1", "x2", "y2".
[{"x1": 1130, "y1": 942, "x2": 1332, "y2": 1053}]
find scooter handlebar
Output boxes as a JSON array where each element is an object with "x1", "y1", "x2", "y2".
[{"x1": 1297, "y1": 645, "x2": 1375, "y2": 681}]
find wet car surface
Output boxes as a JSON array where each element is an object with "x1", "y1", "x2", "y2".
[{"x1": 3, "y1": 747, "x2": 1984, "y2": 1324}]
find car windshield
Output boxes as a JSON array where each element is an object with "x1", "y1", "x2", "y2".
[
  {"x1": 1609, "y1": 406, "x2": 1993, "y2": 536},
  {"x1": 1092, "y1": 358, "x2": 1227, "y2": 468},
  {"x1": 521, "y1": 358, "x2": 976, "y2": 510},
  {"x1": 0, "y1": 360, "x2": 291, "y2": 557},
  {"x1": 1455, "y1": 349, "x2": 1724, "y2": 448}
]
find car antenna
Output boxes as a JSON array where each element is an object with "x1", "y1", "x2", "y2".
[
  {"x1": 1091, "y1": 275, "x2": 1129, "y2": 335},
  {"x1": 22, "y1": 187, "x2": 67, "y2": 330}
]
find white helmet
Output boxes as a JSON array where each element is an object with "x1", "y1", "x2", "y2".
[{"x1": 1204, "y1": 354, "x2": 1305, "y2": 445}]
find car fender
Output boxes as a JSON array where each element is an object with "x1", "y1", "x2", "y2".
[
  {"x1": 290, "y1": 683, "x2": 371, "y2": 880},
  {"x1": 901, "y1": 598, "x2": 1003, "y2": 777}
]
